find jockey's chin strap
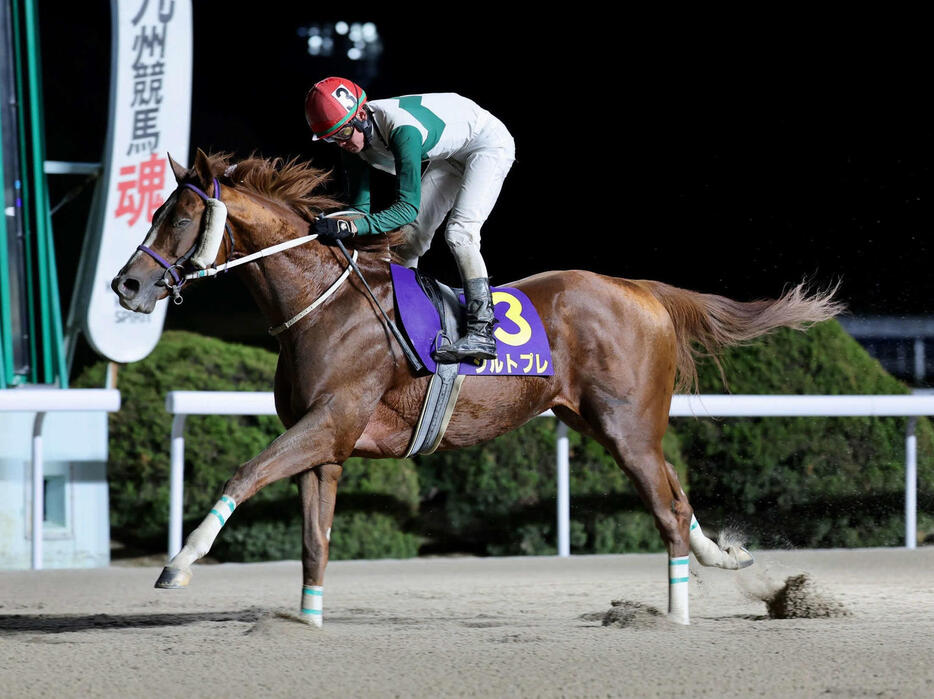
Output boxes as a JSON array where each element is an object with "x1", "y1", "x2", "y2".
[{"x1": 136, "y1": 177, "x2": 235, "y2": 305}]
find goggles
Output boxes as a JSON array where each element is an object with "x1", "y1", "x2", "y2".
[{"x1": 322, "y1": 122, "x2": 357, "y2": 143}]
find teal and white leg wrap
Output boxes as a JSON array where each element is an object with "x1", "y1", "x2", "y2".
[
  {"x1": 668, "y1": 555, "x2": 690, "y2": 625},
  {"x1": 210, "y1": 495, "x2": 237, "y2": 527},
  {"x1": 170, "y1": 496, "x2": 236, "y2": 569},
  {"x1": 301, "y1": 585, "x2": 323, "y2": 627}
]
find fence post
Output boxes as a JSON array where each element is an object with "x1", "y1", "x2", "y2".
[
  {"x1": 169, "y1": 414, "x2": 187, "y2": 558},
  {"x1": 556, "y1": 420, "x2": 570, "y2": 557},
  {"x1": 906, "y1": 416, "x2": 917, "y2": 549}
]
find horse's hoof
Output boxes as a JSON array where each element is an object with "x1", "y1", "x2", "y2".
[
  {"x1": 728, "y1": 546, "x2": 755, "y2": 569},
  {"x1": 154, "y1": 566, "x2": 191, "y2": 589},
  {"x1": 299, "y1": 614, "x2": 323, "y2": 629},
  {"x1": 666, "y1": 612, "x2": 690, "y2": 626}
]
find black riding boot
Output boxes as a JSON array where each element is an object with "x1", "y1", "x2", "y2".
[{"x1": 432, "y1": 277, "x2": 498, "y2": 363}]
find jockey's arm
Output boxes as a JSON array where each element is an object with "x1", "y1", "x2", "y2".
[{"x1": 348, "y1": 125, "x2": 422, "y2": 236}]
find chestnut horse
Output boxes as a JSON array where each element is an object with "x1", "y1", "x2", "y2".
[{"x1": 112, "y1": 149, "x2": 841, "y2": 626}]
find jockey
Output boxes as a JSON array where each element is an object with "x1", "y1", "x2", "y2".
[{"x1": 304, "y1": 76, "x2": 515, "y2": 363}]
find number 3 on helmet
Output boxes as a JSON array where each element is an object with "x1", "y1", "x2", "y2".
[{"x1": 304, "y1": 77, "x2": 368, "y2": 141}]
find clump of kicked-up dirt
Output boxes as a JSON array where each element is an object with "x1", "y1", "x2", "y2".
[
  {"x1": 600, "y1": 599, "x2": 665, "y2": 629},
  {"x1": 763, "y1": 573, "x2": 850, "y2": 619}
]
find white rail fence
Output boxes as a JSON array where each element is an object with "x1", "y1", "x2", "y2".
[
  {"x1": 165, "y1": 392, "x2": 934, "y2": 559},
  {"x1": 0, "y1": 388, "x2": 122, "y2": 569}
]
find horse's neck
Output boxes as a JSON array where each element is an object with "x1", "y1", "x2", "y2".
[
  {"x1": 226, "y1": 195, "x2": 340, "y2": 333},
  {"x1": 224, "y1": 191, "x2": 388, "y2": 343}
]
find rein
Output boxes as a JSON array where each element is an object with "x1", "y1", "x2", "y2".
[{"x1": 140, "y1": 188, "x2": 362, "y2": 335}]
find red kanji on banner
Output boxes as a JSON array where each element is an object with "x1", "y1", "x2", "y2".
[{"x1": 114, "y1": 152, "x2": 166, "y2": 225}]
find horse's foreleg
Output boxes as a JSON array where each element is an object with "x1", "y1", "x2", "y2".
[
  {"x1": 296, "y1": 463, "x2": 342, "y2": 627},
  {"x1": 155, "y1": 406, "x2": 350, "y2": 589},
  {"x1": 154, "y1": 494, "x2": 236, "y2": 588}
]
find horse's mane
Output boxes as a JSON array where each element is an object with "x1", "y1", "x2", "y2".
[{"x1": 200, "y1": 151, "x2": 406, "y2": 256}]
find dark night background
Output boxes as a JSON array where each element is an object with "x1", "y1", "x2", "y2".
[{"x1": 37, "y1": 5, "x2": 934, "y2": 368}]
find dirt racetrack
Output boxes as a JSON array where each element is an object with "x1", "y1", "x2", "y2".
[{"x1": 1, "y1": 547, "x2": 932, "y2": 697}]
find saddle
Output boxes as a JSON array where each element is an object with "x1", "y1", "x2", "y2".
[
  {"x1": 404, "y1": 270, "x2": 466, "y2": 457},
  {"x1": 390, "y1": 264, "x2": 554, "y2": 456}
]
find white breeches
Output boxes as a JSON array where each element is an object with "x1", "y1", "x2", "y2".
[{"x1": 396, "y1": 117, "x2": 515, "y2": 280}]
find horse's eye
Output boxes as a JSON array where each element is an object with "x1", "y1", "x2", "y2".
[{"x1": 173, "y1": 218, "x2": 192, "y2": 229}]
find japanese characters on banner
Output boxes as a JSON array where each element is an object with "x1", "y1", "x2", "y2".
[{"x1": 82, "y1": 0, "x2": 191, "y2": 363}]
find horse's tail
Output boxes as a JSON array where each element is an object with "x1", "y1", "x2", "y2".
[{"x1": 637, "y1": 279, "x2": 844, "y2": 392}]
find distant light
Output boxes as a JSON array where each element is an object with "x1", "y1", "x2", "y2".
[{"x1": 300, "y1": 20, "x2": 379, "y2": 60}]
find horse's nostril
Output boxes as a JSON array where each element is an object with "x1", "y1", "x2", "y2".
[{"x1": 118, "y1": 276, "x2": 140, "y2": 298}]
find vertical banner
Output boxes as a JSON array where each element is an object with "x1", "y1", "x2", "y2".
[{"x1": 81, "y1": 0, "x2": 191, "y2": 363}]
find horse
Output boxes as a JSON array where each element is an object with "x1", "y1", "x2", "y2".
[{"x1": 111, "y1": 148, "x2": 842, "y2": 626}]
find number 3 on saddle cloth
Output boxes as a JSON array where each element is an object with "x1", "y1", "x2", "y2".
[{"x1": 390, "y1": 264, "x2": 554, "y2": 457}]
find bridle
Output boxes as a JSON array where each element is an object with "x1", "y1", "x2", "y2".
[
  {"x1": 133, "y1": 180, "x2": 363, "y2": 338},
  {"x1": 136, "y1": 177, "x2": 235, "y2": 305}
]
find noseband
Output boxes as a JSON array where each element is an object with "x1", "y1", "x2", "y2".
[{"x1": 137, "y1": 177, "x2": 235, "y2": 305}]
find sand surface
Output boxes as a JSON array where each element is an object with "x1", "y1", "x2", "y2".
[{"x1": 2, "y1": 548, "x2": 933, "y2": 697}]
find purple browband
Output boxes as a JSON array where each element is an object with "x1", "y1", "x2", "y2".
[{"x1": 182, "y1": 178, "x2": 218, "y2": 200}]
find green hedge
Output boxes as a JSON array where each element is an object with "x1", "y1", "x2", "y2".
[
  {"x1": 416, "y1": 421, "x2": 686, "y2": 556},
  {"x1": 675, "y1": 320, "x2": 934, "y2": 547},
  {"x1": 78, "y1": 321, "x2": 933, "y2": 561}
]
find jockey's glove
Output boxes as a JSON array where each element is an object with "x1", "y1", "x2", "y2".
[{"x1": 313, "y1": 217, "x2": 357, "y2": 241}]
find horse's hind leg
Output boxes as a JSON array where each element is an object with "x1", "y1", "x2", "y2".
[
  {"x1": 569, "y1": 388, "x2": 698, "y2": 624},
  {"x1": 574, "y1": 391, "x2": 754, "y2": 624},
  {"x1": 619, "y1": 445, "x2": 694, "y2": 625},
  {"x1": 295, "y1": 463, "x2": 342, "y2": 627}
]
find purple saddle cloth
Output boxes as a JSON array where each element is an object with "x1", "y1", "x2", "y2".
[{"x1": 390, "y1": 264, "x2": 553, "y2": 376}]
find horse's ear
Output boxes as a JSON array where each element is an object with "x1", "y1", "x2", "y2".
[
  {"x1": 167, "y1": 153, "x2": 188, "y2": 183},
  {"x1": 192, "y1": 148, "x2": 213, "y2": 188}
]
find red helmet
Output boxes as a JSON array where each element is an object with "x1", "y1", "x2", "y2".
[{"x1": 304, "y1": 77, "x2": 368, "y2": 140}]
